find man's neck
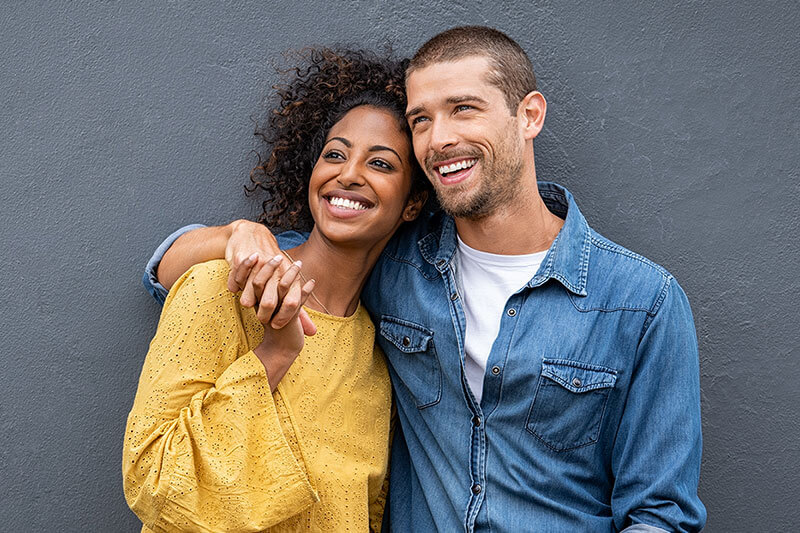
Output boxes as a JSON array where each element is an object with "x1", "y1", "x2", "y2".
[{"x1": 454, "y1": 181, "x2": 564, "y2": 255}]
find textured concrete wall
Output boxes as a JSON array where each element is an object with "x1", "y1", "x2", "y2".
[{"x1": 2, "y1": 1, "x2": 797, "y2": 530}]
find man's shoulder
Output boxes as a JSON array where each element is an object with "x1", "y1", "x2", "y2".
[
  {"x1": 380, "y1": 209, "x2": 447, "y2": 262},
  {"x1": 581, "y1": 229, "x2": 679, "y2": 315}
]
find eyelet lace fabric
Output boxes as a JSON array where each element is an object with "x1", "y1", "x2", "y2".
[{"x1": 123, "y1": 260, "x2": 391, "y2": 532}]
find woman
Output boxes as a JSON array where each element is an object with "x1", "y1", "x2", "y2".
[{"x1": 123, "y1": 48, "x2": 428, "y2": 532}]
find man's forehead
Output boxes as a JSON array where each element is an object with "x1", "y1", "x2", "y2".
[{"x1": 405, "y1": 56, "x2": 498, "y2": 107}]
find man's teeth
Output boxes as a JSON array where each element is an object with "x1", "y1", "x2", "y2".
[
  {"x1": 438, "y1": 159, "x2": 477, "y2": 176},
  {"x1": 329, "y1": 196, "x2": 368, "y2": 210}
]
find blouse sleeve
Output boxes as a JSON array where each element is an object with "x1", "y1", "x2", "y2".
[
  {"x1": 368, "y1": 403, "x2": 395, "y2": 533},
  {"x1": 123, "y1": 260, "x2": 318, "y2": 533}
]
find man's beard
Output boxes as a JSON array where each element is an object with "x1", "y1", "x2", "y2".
[{"x1": 428, "y1": 132, "x2": 524, "y2": 221}]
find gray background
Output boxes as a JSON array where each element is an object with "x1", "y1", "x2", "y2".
[{"x1": 1, "y1": 1, "x2": 797, "y2": 531}]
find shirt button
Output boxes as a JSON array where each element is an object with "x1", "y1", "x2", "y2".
[
  {"x1": 450, "y1": 292, "x2": 459, "y2": 301},
  {"x1": 472, "y1": 484, "x2": 482, "y2": 494},
  {"x1": 402, "y1": 336, "x2": 411, "y2": 347},
  {"x1": 472, "y1": 416, "x2": 481, "y2": 427},
  {"x1": 507, "y1": 308, "x2": 517, "y2": 317},
  {"x1": 572, "y1": 377, "x2": 582, "y2": 387},
  {"x1": 491, "y1": 366, "x2": 501, "y2": 375}
]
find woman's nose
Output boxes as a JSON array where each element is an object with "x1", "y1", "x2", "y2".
[{"x1": 336, "y1": 161, "x2": 366, "y2": 187}]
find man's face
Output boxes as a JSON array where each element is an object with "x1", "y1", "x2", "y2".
[{"x1": 405, "y1": 56, "x2": 526, "y2": 220}]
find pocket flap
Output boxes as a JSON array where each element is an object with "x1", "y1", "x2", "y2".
[
  {"x1": 540, "y1": 359, "x2": 617, "y2": 393},
  {"x1": 380, "y1": 316, "x2": 433, "y2": 353}
]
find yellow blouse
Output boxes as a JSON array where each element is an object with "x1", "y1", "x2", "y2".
[{"x1": 123, "y1": 260, "x2": 391, "y2": 532}]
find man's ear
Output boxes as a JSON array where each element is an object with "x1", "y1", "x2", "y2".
[
  {"x1": 518, "y1": 91, "x2": 546, "y2": 141},
  {"x1": 403, "y1": 191, "x2": 428, "y2": 221}
]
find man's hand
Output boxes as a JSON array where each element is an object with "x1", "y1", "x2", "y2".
[
  {"x1": 225, "y1": 219, "x2": 282, "y2": 296},
  {"x1": 223, "y1": 219, "x2": 316, "y2": 336}
]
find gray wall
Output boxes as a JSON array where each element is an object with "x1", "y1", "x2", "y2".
[{"x1": 1, "y1": 1, "x2": 797, "y2": 530}]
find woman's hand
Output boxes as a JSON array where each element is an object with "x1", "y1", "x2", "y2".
[
  {"x1": 250, "y1": 256, "x2": 316, "y2": 391},
  {"x1": 223, "y1": 219, "x2": 316, "y2": 336}
]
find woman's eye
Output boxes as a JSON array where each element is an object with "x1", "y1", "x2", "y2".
[
  {"x1": 371, "y1": 159, "x2": 393, "y2": 171},
  {"x1": 323, "y1": 150, "x2": 344, "y2": 160}
]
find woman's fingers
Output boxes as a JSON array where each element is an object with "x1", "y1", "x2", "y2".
[
  {"x1": 228, "y1": 252, "x2": 260, "y2": 293},
  {"x1": 271, "y1": 278, "x2": 315, "y2": 329},
  {"x1": 248, "y1": 256, "x2": 283, "y2": 317},
  {"x1": 298, "y1": 309, "x2": 317, "y2": 336}
]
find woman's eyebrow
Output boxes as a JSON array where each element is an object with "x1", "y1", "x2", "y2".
[
  {"x1": 369, "y1": 145, "x2": 402, "y2": 162},
  {"x1": 325, "y1": 136, "x2": 351, "y2": 147}
]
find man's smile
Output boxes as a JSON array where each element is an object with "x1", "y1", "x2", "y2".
[{"x1": 432, "y1": 157, "x2": 478, "y2": 185}]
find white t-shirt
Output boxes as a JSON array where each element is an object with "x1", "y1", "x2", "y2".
[{"x1": 455, "y1": 236, "x2": 547, "y2": 404}]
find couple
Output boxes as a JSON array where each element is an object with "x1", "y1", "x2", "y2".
[{"x1": 124, "y1": 26, "x2": 706, "y2": 532}]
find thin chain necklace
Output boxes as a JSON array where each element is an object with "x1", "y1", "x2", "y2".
[{"x1": 280, "y1": 249, "x2": 333, "y2": 315}]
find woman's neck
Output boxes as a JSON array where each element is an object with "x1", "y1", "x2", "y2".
[{"x1": 284, "y1": 228, "x2": 387, "y2": 317}]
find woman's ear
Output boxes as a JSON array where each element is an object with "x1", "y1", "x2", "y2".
[{"x1": 403, "y1": 191, "x2": 428, "y2": 221}]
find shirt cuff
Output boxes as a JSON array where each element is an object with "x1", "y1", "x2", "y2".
[{"x1": 142, "y1": 224, "x2": 207, "y2": 305}]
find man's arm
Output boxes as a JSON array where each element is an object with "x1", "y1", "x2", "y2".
[
  {"x1": 612, "y1": 278, "x2": 707, "y2": 532},
  {"x1": 142, "y1": 220, "x2": 315, "y2": 333},
  {"x1": 143, "y1": 220, "x2": 285, "y2": 303}
]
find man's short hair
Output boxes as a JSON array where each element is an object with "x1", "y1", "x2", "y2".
[{"x1": 407, "y1": 26, "x2": 537, "y2": 113}]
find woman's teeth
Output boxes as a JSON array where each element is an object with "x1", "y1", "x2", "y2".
[
  {"x1": 328, "y1": 196, "x2": 368, "y2": 210},
  {"x1": 439, "y1": 158, "x2": 477, "y2": 176}
]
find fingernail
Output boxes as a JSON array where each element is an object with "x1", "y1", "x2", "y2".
[
  {"x1": 247, "y1": 253, "x2": 258, "y2": 264},
  {"x1": 269, "y1": 254, "x2": 283, "y2": 265},
  {"x1": 294, "y1": 260, "x2": 303, "y2": 268}
]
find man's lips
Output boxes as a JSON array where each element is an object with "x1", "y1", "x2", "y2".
[{"x1": 431, "y1": 157, "x2": 479, "y2": 186}]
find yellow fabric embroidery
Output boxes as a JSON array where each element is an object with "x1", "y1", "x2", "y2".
[{"x1": 123, "y1": 260, "x2": 391, "y2": 532}]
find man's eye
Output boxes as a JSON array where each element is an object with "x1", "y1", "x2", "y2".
[
  {"x1": 455, "y1": 104, "x2": 474, "y2": 112},
  {"x1": 411, "y1": 116, "x2": 429, "y2": 126}
]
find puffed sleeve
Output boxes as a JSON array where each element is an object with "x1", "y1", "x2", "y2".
[{"x1": 124, "y1": 259, "x2": 318, "y2": 533}]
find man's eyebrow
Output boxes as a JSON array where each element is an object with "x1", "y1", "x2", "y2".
[
  {"x1": 405, "y1": 105, "x2": 425, "y2": 119},
  {"x1": 446, "y1": 95, "x2": 489, "y2": 106},
  {"x1": 406, "y1": 95, "x2": 490, "y2": 119},
  {"x1": 325, "y1": 136, "x2": 351, "y2": 147}
]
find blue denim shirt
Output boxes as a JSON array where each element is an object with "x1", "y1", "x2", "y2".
[{"x1": 143, "y1": 183, "x2": 705, "y2": 532}]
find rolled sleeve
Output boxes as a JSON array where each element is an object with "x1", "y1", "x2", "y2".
[{"x1": 142, "y1": 224, "x2": 207, "y2": 304}]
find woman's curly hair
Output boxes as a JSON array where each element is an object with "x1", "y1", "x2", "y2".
[{"x1": 247, "y1": 47, "x2": 429, "y2": 231}]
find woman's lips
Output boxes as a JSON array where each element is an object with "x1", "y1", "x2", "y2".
[{"x1": 323, "y1": 196, "x2": 373, "y2": 219}]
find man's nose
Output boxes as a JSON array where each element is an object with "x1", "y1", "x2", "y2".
[{"x1": 429, "y1": 118, "x2": 458, "y2": 152}]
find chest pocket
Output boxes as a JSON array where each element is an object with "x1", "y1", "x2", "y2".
[
  {"x1": 379, "y1": 316, "x2": 442, "y2": 409},
  {"x1": 526, "y1": 359, "x2": 617, "y2": 452}
]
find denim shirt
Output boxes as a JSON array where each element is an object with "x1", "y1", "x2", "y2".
[{"x1": 143, "y1": 183, "x2": 705, "y2": 532}]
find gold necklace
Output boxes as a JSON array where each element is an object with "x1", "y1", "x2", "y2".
[{"x1": 280, "y1": 249, "x2": 332, "y2": 315}]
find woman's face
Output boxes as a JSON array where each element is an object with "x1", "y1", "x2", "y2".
[{"x1": 308, "y1": 105, "x2": 419, "y2": 247}]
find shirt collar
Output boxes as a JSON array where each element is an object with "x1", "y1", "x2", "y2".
[{"x1": 418, "y1": 181, "x2": 590, "y2": 296}]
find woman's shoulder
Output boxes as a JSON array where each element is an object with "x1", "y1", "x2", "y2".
[{"x1": 165, "y1": 259, "x2": 233, "y2": 307}]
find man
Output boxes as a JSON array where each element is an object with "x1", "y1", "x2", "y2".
[{"x1": 144, "y1": 27, "x2": 705, "y2": 531}]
